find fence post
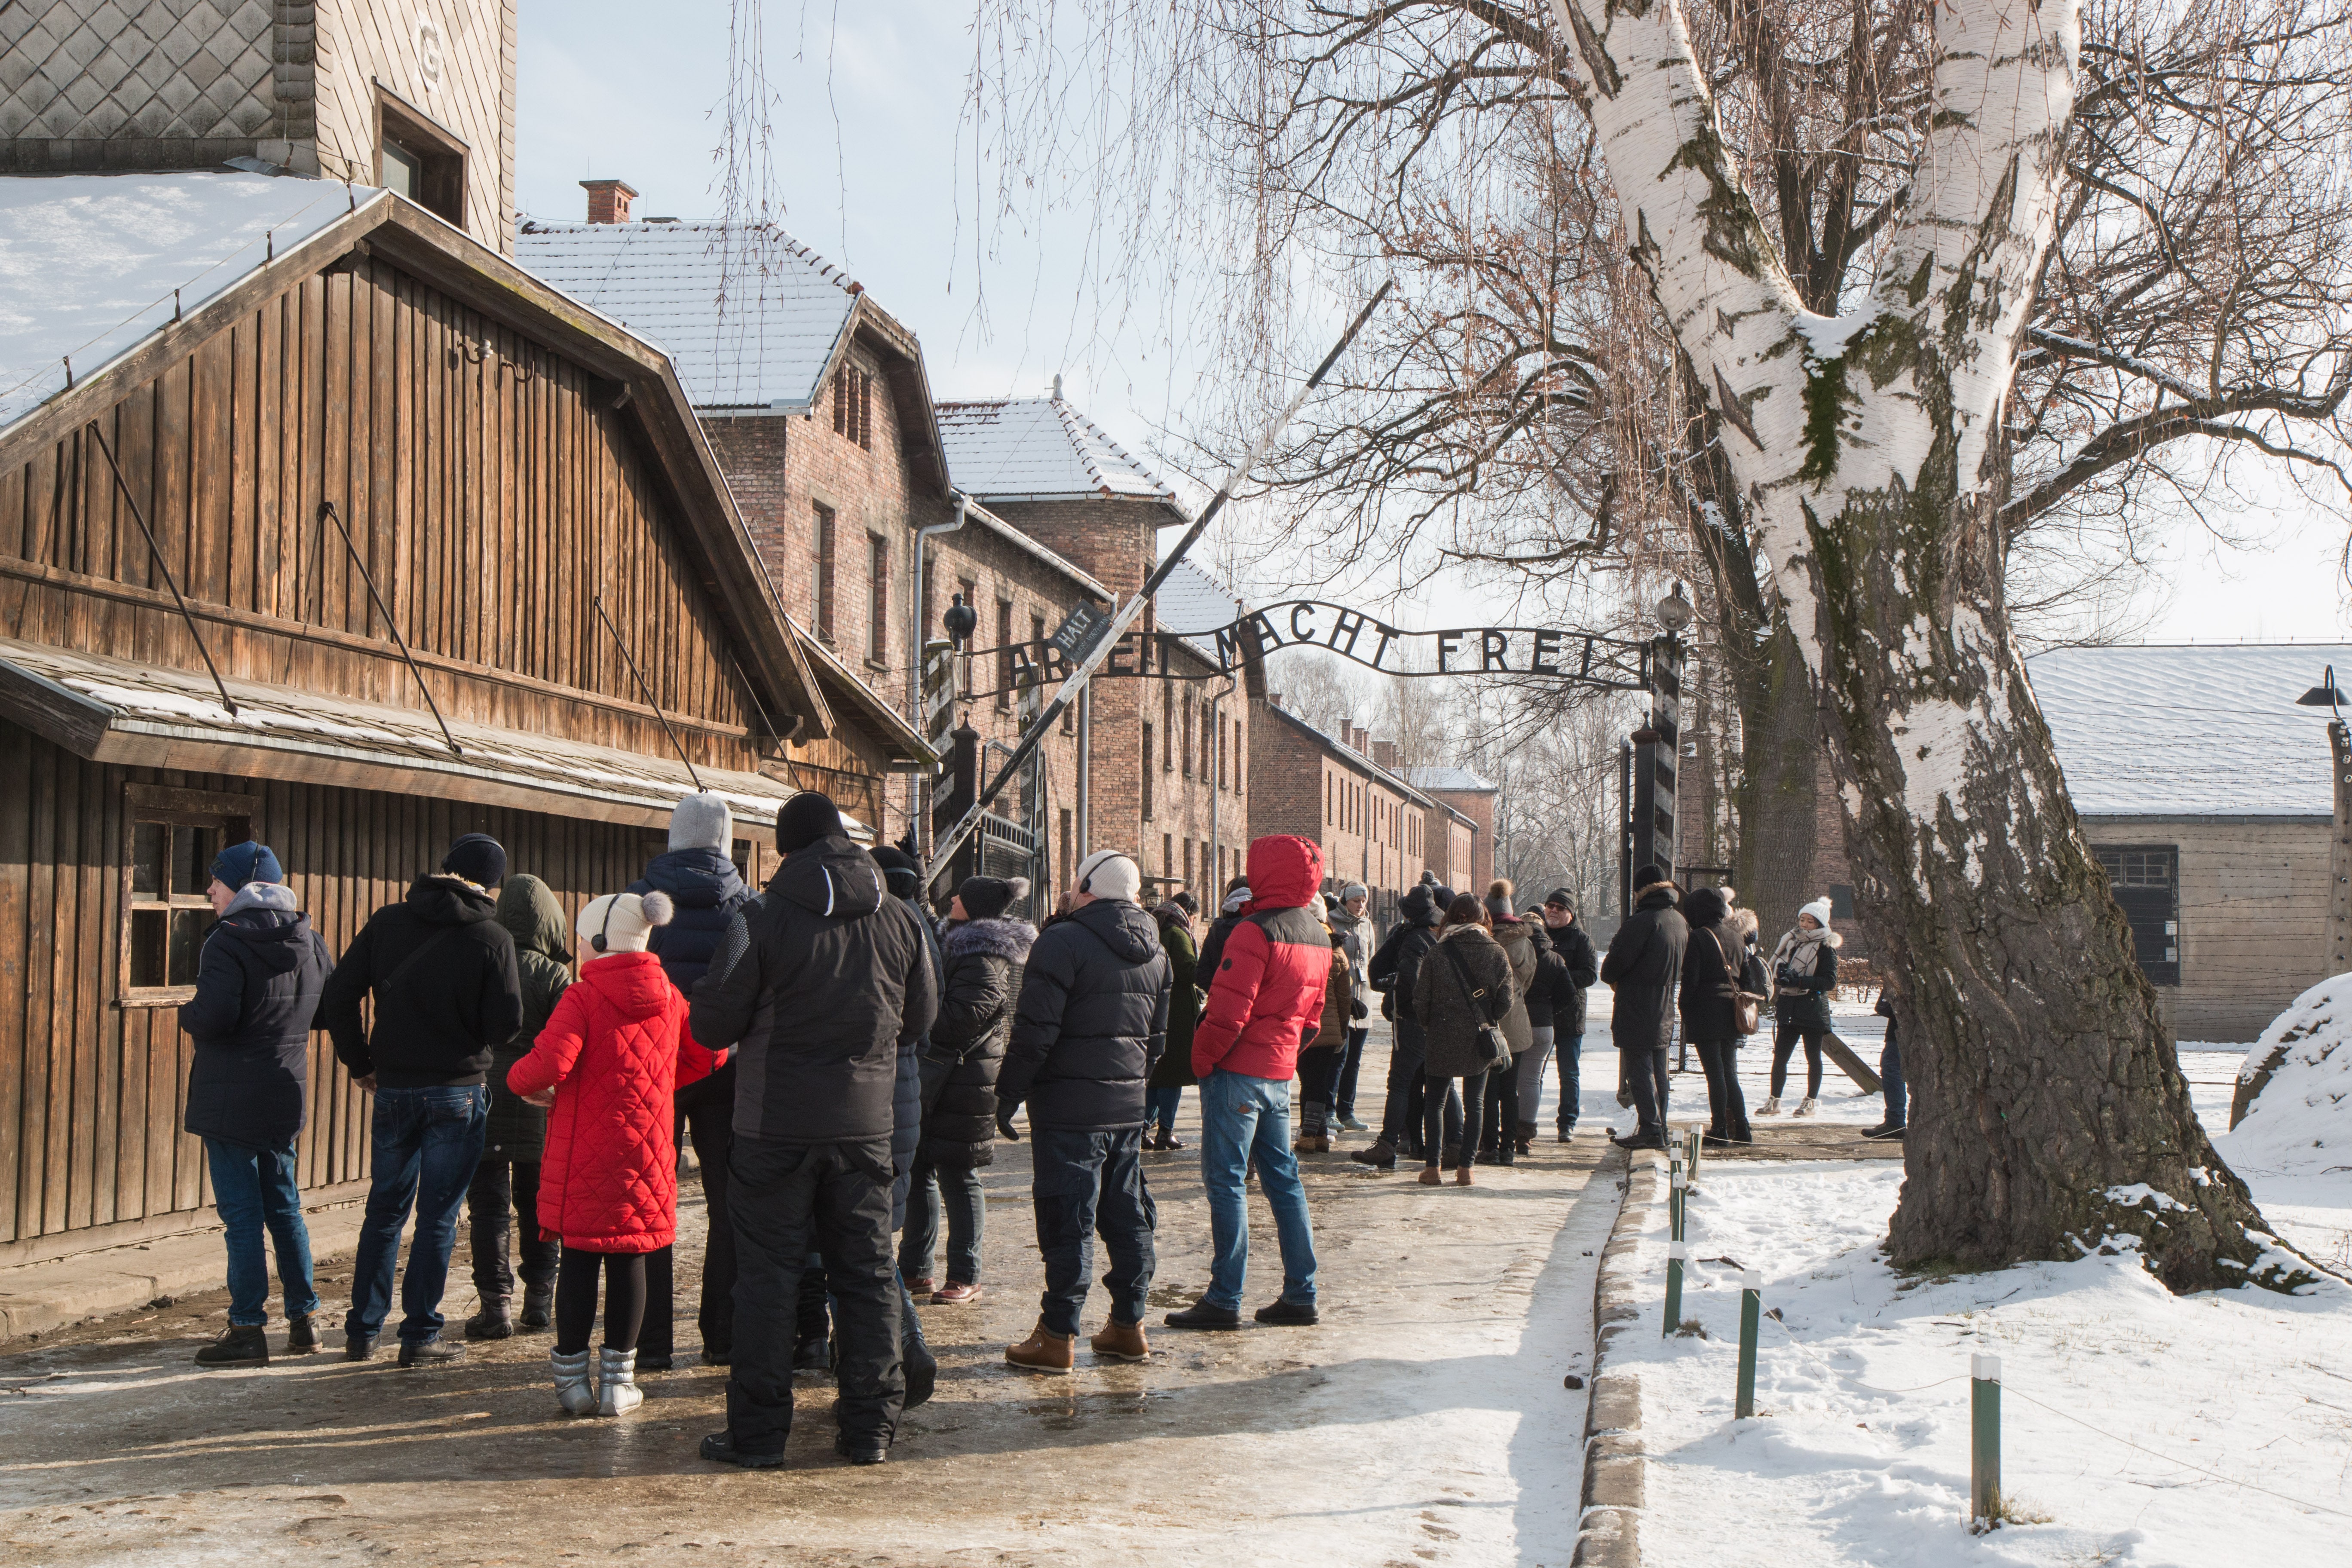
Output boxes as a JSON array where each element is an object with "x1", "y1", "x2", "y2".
[
  {"x1": 1686, "y1": 1124, "x2": 1701, "y2": 1177},
  {"x1": 1664, "y1": 1240, "x2": 1684, "y2": 1334},
  {"x1": 1971, "y1": 1353, "x2": 2003, "y2": 1529},
  {"x1": 1669, "y1": 1156, "x2": 1686, "y2": 1240},
  {"x1": 1735, "y1": 1269, "x2": 1760, "y2": 1418}
]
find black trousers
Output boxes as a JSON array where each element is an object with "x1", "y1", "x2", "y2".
[
  {"x1": 642, "y1": 1069, "x2": 738, "y2": 1359},
  {"x1": 1694, "y1": 1039, "x2": 1750, "y2": 1140},
  {"x1": 726, "y1": 1135, "x2": 901, "y2": 1455},
  {"x1": 555, "y1": 1248, "x2": 647, "y2": 1354},
  {"x1": 1623, "y1": 1046, "x2": 1670, "y2": 1134},
  {"x1": 467, "y1": 1155, "x2": 558, "y2": 1300},
  {"x1": 1771, "y1": 1018, "x2": 1827, "y2": 1099},
  {"x1": 1479, "y1": 1053, "x2": 1525, "y2": 1156},
  {"x1": 1424, "y1": 1072, "x2": 1485, "y2": 1172}
]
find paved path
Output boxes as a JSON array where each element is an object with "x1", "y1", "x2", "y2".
[{"x1": 0, "y1": 1030, "x2": 1627, "y2": 1568}]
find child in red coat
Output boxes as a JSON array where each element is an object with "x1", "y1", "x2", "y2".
[{"x1": 508, "y1": 888, "x2": 715, "y2": 1416}]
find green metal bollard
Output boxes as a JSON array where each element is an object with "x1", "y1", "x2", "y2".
[
  {"x1": 1664, "y1": 1240, "x2": 1685, "y2": 1335},
  {"x1": 1735, "y1": 1269, "x2": 1761, "y2": 1418},
  {"x1": 1971, "y1": 1353, "x2": 2003, "y2": 1529},
  {"x1": 1687, "y1": 1124, "x2": 1702, "y2": 1176}
]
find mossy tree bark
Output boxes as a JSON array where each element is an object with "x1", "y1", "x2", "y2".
[{"x1": 1549, "y1": 0, "x2": 2305, "y2": 1288}]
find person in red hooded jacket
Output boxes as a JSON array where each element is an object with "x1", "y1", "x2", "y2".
[
  {"x1": 1164, "y1": 835, "x2": 1328, "y2": 1331},
  {"x1": 508, "y1": 888, "x2": 718, "y2": 1420}
]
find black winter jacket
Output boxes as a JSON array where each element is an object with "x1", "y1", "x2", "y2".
[
  {"x1": 1196, "y1": 912, "x2": 1243, "y2": 983},
  {"x1": 1600, "y1": 882, "x2": 1688, "y2": 1051},
  {"x1": 1540, "y1": 918, "x2": 1600, "y2": 1037},
  {"x1": 1676, "y1": 888, "x2": 1743, "y2": 1042},
  {"x1": 1146, "y1": 910, "x2": 1200, "y2": 1090},
  {"x1": 689, "y1": 834, "x2": 939, "y2": 1145},
  {"x1": 1369, "y1": 917, "x2": 1441, "y2": 1017},
  {"x1": 323, "y1": 875, "x2": 524, "y2": 1087},
  {"x1": 1769, "y1": 926, "x2": 1842, "y2": 1031},
  {"x1": 998, "y1": 898, "x2": 1172, "y2": 1132},
  {"x1": 922, "y1": 917, "x2": 1032, "y2": 1166},
  {"x1": 178, "y1": 883, "x2": 332, "y2": 1148},
  {"x1": 486, "y1": 876, "x2": 573, "y2": 1161}
]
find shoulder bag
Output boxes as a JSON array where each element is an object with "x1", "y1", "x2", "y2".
[
  {"x1": 1713, "y1": 931, "x2": 1769, "y2": 1036},
  {"x1": 1436, "y1": 938, "x2": 1514, "y2": 1070}
]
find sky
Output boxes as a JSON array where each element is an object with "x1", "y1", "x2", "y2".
[{"x1": 512, "y1": 0, "x2": 2352, "y2": 647}]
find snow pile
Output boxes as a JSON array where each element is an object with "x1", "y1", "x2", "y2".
[
  {"x1": 1629, "y1": 1161, "x2": 2352, "y2": 1566},
  {"x1": 2222, "y1": 973, "x2": 2352, "y2": 1179}
]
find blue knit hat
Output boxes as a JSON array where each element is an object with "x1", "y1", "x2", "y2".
[{"x1": 211, "y1": 840, "x2": 282, "y2": 891}]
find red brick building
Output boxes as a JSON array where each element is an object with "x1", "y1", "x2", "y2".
[
  {"x1": 1246, "y1": 701, "x2": 1446, "y2": 928},
  {"x1": 1407, "y1": 767, "x2": 1498, "y2": 894}
]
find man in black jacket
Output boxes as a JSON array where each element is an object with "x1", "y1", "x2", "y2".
[
  {"x1": 1539, "y1": 891, "x2": 1601, "y2": 1140},
  {"x1": 1353, "y1": 881, "x2": 1449, "y2": 1170},
  {"x1": 690, "y1": 793, "x2": 938, "y2": 1470},
  {"x1": 997, "y1": 849, "x2": 1171, "y2": 1373},
  {"x1": 322, "y1": 832, "x2": 524, "y2": 1368},
  {"x1": 1599, "y1": 864, "x2": 1687, "y2": 1152},
  {"x1": 180, "y1": 840, "x2": 333, "y2": 1369}
]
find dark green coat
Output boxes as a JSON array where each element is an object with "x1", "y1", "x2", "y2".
[
  {"x1": 486, "y1": 875, "x2": 573, "y2": 1162},
  {"x1": 1146, "y1": 908, "x2": 1199, "y2": 1090}
]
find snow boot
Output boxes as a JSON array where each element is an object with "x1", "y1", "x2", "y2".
[
  {"x1": 465, "y1": 1296, "x2": 514, "y2": 1339},
  {"x1": 1090, "y1": 1318, "x2": 1151, "y2": 1362},
  {"x1": 597, "y1": 1348, "x2": 643, "y2": 1416},
  {"x1": 519, "y1": 1282, "x2": 554, "y2": 1330},
  {"x1": 551, "y1": 1349, "x2": 597, "y2": 1416},
  {"x1": 195, "y1": 1324, "x2": 269, "y2": 1369},
  {"x1": 1794, "y1": 1096, "x2": 1819, "y2": 1118},
  {"x1": 1005, "y1": 1319, "x2": 1076, "y2": 1373},
  {"x1": 285, "y1": 1313, "x2": 322, "y2": 1355},
  {"x1": 1758, "y1": 1096, "x2": 1781, "y2": 1116}
]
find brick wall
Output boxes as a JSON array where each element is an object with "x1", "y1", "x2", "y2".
[
  {"x1": 1245, "y1": 701, "x2": 1427, "y2": 929},
  {"x1": 1423, "y1": 788, "x2": 1494, "y2": 892}
]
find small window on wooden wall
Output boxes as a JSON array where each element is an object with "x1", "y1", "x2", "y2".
[
  {"x1": 377, "y1": 87, "x2": 467, "y2": 227},
  {"x1": 122, "y1": 786, "x2": 257, "y2": 1004}
]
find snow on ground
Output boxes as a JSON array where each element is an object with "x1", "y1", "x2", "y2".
[
  {"x1": 1621, "y1": 1030, "x2": 2352, "y2": 1568},
  {"x1": 1629, "y1": 1162, "x2": 2352, "y2": 1565}
]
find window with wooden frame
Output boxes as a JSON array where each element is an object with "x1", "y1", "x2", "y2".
[
  {"x1": 1182, "y1": 695, "x2": 1195, "y2": 776},
  {"x1": 122, "y1": 785, "x2": 257, "y2": 1004},
  {"x1": 812, "y1": 502, "x2": 837, "y2": 642},
  {"x1": 867, "y1": 534, "x2": 890, "y2": 665},
  {"x1": 376, "y1": 87, "x2": 467, "y2": 228},
  {"x1": 1161, "y1": 681, "x2": 1174, "y2": 770},
  {"x1": 833, "y1": 364, "x2": 875, "y2": 448}
]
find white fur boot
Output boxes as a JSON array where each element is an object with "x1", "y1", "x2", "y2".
[
  {"x1": 551, "y1": 1349, "x2": 596, "y2": 1417},
  {"x1": 1759, "y1": 1096, "x2": 1781, "y2": 1116},
  {"x1": 597, "y1": 1347, "x2": 643, "y2": 1416},
  {"x1": 1795, "y1": 1096, "x2": 1819, "y2": 1118}
]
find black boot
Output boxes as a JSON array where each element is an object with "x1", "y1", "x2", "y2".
[
  {"x1": 1163, "y1": 1300, "x2": 1243, "y2": 1330},
  {"x1": 195, "y1": 1324, "x2": 269, "y2": 1369},
  {"x1": 285, "y1": 1313, "x2": 322, "y2": 1355},
  {"x1": 465, "y1": 1297, "x2": 514, "y2": 1340},
  {"x1": 1349, "y1": 1139, "x2": 1397, "y2": 1170},
  {"x1": 519, "y1": 1282, "x2": 554, "y2": 1330}
]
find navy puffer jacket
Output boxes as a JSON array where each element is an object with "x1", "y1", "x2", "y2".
[
  {"x1": 179, "y1": 883, "x2": 332, "y2": 1148},
  {"x1": 632, "y1": 848, "x2": 751, "y2": 992},
  {"x1": 999, "y1": 899, "x2": 1172, "y2": 1132}
]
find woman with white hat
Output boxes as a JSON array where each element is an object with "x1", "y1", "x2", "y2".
[{"x1": 1762, "y1": 897, "x2": 1841, "y2": 1116}]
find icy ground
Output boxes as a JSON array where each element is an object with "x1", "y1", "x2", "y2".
[{"x1": 1628, "y1": 1042, "x2": 2352, "y2": 1567}]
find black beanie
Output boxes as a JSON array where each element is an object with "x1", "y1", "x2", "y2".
[
  {"x1": 1400, "y1": 883, "x2": 1436, "y2": 925},
  {"x1": 1634, "y1": 862, "x2": 1666, "y2": 888},
  {"x1": 777, "y1": 791, "x2": 842, "y2": 853},
  {"x1": 870, "y1": 845, "x2": 920, "y2": 899},
  {"x1": 957, "y1": 874, "x2": 1027, "y2": 922},
  {"x1": 442, "y1": 832, "x2": 506, "y2": 888}
]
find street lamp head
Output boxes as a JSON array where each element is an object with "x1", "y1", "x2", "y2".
[
  {"x1": 2296, "y1": 664, "x2": 2347, "y2": 713},
  {"x1": 943, "y1": 592, "x2": 978, "y2": 648},
  {"x1": 1655, "y1": 581, "x2": 1695, "y2": 634}
]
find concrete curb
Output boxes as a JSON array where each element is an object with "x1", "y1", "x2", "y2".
[{"x1": 1573, "y1": 1145, "x2": 1661, "y2": 1568}]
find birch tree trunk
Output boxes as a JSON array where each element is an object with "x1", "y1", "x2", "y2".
[{"x1": 1548, "y1": 0, "x2": 2308, "y2": 1289}]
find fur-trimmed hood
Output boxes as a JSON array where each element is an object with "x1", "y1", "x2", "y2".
[{"x1": 943, "y1": 916, "x2": 1036, "y2": 964}]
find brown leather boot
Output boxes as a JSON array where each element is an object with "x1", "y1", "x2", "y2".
[
  {"x1": 1090, "y1": 1319, "x2": 1150, "y2": 1363},
  {"x1": 1005, "y1": 1319, "x2": 1075, "y2": 1374},
  {"x1": 1455, "y1": 1167, "x2": 1475, "y2": 1186},
  {"x1": 1417, "y1": 1167, "x2": 1444, "y2": 1186}
]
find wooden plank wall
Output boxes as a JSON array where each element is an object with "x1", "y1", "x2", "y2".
[
  {"x1": 0, "y1": 720, "x2": 675, "y2": 1253},
  {"x1": 0, "y1": 252, "x2": 772, "y2": 772}
]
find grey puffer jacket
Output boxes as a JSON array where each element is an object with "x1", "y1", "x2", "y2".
[
  {"x1": 921, "y1": 917, "x2": 1033, "y2": 1167},
  {"x1": 1411, "y1": 924, "x2": 1516, "y2": 1079}
]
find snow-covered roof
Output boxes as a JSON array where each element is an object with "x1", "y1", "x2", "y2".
[
  {"x1": 1151, "y1": 557, "x2": 1245, "y2": 663},
  {"x1": 515, "y1": 220, "x2": 859, "y2": 411},
  {"x1": 0, "y1": 172, "x2": 387, "y2": 435},
  {"x1": 937, "y1": 398, "x2": 1180, "y2": 509},
  {"x1": 1406, "y1": 765, "x2": 1498, "y2": 793},
  {"x1": 1265, "y1": 702, "x2": 1433, "y2": 805},
  {"x1": 2028, "y1": 643, "x2": 2352, "y2": 817}
]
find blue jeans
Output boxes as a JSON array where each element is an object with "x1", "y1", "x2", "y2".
[
  {"x1": 1031, "y1": 1127, "x2": 1156, "y2": 1336},
  {"x1": 1556, "y1": 1025, "x2": 1582, "y2": 1131},
  {"x1": 1145, "y1": 1084, "x2": 1183, "y2": 1136},
  {"x1": 1334, "y1": 1026, "x2": 1369, "y2": 1117},
  {"x1": 1883, "y1": 1035, "x2": 1906, "y2": 1126},
  {"x1": 899, "y1": 1152, "x2": 985, "y2": 1285},
  {"x1": 1198, "y1": 1069, "x2": 1317, "y2": 1311},
  {"x1": 205, "y1": 1137, "x2": 318, "y2": 1327},
  {"x1": 349, "y1": 1085, "x2": 488, "y2": 1345}
]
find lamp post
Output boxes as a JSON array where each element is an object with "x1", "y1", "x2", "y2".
[{"x1": 2297, "y1": 667, "x2": 2352, "y2": 973}]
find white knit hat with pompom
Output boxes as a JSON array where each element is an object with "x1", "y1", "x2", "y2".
[{"x1": 577, "y1": 889, "x2": 675, "y2": 954}]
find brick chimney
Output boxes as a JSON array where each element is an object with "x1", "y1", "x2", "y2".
[
  {"x1": 1373, "y1": 740, "x2": 1397, "y2": 769},
  {"x1": 581, "y1": 178, "x2": 638, "y2": 224}
]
